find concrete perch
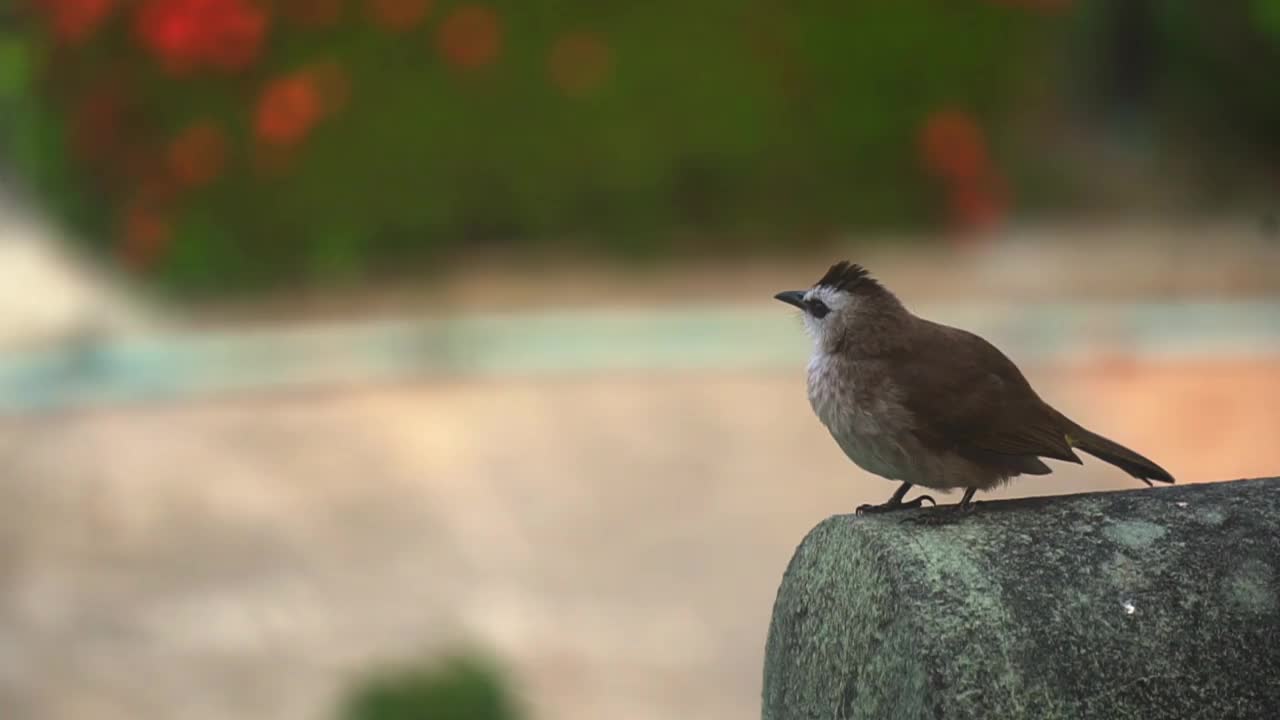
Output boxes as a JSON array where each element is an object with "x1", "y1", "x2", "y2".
[{"x1": 762, "y1": 477, "x2": 1280, "y2": 720}]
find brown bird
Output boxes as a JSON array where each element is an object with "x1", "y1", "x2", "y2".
[{"x1": 775, "y1": 261, "x2": 1174, "y2": 514}]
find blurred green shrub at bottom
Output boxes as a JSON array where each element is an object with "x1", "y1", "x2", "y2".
[{"x1": 339, "y1": 653, "x2": 522, "y2": 720}]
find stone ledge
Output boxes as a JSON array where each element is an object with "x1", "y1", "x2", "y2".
[{"x1": 762, "y1": 477, "x2": 1280, "y2": 720}]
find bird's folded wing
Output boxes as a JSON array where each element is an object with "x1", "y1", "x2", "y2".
[{"x1": 895, "y1": 324, "x2": 1079, "y2": 463}]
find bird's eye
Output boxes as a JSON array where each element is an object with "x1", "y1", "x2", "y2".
[{"x1": 807, "y1": 299, "x2": 830, "y2": 318}]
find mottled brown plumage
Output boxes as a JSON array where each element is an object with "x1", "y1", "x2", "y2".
[{"x1": 775, "y1": 262, "x2": 1174, "y2": 514}]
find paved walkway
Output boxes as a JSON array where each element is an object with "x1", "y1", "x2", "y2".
[
  {"x1": 0, "y1": 199, "x2": 1278, "y2": 719},
  {"x1": 1, "y1": 360, "x2": 1278, "y2": 720}
]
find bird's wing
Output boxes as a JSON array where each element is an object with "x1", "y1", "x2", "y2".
[{"x1": 894, "y1": 321, "x2": 1079, "y2": 463}]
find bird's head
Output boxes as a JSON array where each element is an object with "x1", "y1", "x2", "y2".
[{"x1": 774, "y1": 261, "x2": 902, "y2": 352}]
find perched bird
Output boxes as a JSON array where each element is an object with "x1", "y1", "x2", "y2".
[{"x1": 775, "y1": 261, "x2": 1174, "y2": 514}]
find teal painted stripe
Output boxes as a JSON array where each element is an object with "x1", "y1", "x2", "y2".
[{"x1": 0, "y1": 300, "x2": 1277, "y2": 413}]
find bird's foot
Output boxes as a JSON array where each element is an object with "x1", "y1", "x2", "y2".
[{"x1": 855, "y1": 494, "x2": 935, "y2": 516}]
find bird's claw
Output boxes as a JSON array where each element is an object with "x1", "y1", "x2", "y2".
[{"x1": 855, "y1": 494, "x2": 936, "y2": 515}]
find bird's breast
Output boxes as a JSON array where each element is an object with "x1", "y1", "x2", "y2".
[
  {"x1": 806, "y1": 354, "x2": 904, "y2": 433},
  {"x1": 806, "y1": 352, "x2": 918, "y2": 480}
]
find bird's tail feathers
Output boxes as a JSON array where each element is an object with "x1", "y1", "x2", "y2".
[{"x1": 1065, "y1": 424, "x2": 1175, "y2": 486}]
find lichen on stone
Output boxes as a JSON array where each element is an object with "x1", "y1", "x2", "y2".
[{"x1": 762, "y1": 478, "x2": 1280, "y2": 720}]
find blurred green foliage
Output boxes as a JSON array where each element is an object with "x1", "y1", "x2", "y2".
[
  {"x1": 5, "y1": 1, "x2": 1280, "y2": 295},
  {"x1": 4, "y1": 0, "x2": 1056, "y2": 294},
  {"x1": 338, "y1": 653, "x2": 522, "y2": 720},
  {"x1": 1158, "y1": 0, "x2": 1280, "y2": 157}
]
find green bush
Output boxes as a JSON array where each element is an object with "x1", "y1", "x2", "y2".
[
  {"x1": 339, "y1": 653, "x2": 522, "y2": 720},
  {"x1": 8, "y1": 2, "x2": 1060, "y2": 294}
]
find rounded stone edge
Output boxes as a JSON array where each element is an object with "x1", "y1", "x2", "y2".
[{"x1": 762, "y1": 516, "x2": 932, "y2": 720}]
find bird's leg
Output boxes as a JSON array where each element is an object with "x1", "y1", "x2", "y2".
[
  {"x1": 856, "y1": 482, "x2": 936, "y2": 515},
  {"x1": 956, "y1": 487, "x2": 978, "y2": 513}
]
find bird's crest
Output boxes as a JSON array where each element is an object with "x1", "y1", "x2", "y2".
[{"x1": 815, "y1": 261, "x2": 880, "y2": 294}]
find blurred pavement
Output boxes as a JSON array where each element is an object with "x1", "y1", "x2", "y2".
[
  {"x1": 0, "y1": 204, "x2": 1278, "y2": 720},
  {"x1": 0, "y1": 365, "x2": 1278, "y2": 720}
]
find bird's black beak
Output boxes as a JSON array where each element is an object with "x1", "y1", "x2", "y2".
[{"x1": 773, "y1": 290, "x2": 806, "y2": 309}]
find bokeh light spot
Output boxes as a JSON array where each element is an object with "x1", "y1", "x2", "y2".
[
  {"x1": 134, "y1": 0, "x2": 269, "y2": 75},
  {"x1": 918, "y1": 108, "x2": 1011, "y2": 234},
  {"x1": 919, "y1": 108, "x2": 989, "y2": 183},
  {"x1": 255, "y1": 70, "x2": 323, "y2": 146},
  {"x1": 548, "y1": 31, "x2": 613, "y2": 98},
  {"x1": 436, "y1": 4, "x2": 502, "y2": 70}
]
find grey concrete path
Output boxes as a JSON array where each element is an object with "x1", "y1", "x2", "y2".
[
  {"x1": 1, "y1": 360, "x2": 1278, "y2": 720},
  {"x1": 0, "y1": 198, "x2": 1278, "y2": 719}
]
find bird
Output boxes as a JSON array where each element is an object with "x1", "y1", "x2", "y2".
[{"x1": 774, "y1": 261, "x2": 1174, "y2": 515}]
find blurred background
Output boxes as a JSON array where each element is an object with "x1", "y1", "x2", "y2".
[{"x1": 1, "y1": 0, "x2": 1279, "y2": 718}]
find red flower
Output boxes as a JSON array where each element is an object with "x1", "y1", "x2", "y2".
[
  {"x1": 252, "y1": 61, "x2": 349, "y2": 156},
  {"x1": 548, "y1": 31, "x2": 613, "y2": 98},
  {"x1": 365, "y1": 0, "x2": 430, "y2": 32},
  {"x1": 37, "y1": 0, "x2": 116, "y2": 44},
  {"x1": 918, "y1": 109, "x2": 1011, "y2": 233},
  {"x1": 919, "y1": 109, "x2": 990, "y2": 183},
  {"x1": 436, "y1": 5, "x2": 502, "y2": 70},
  {"x1": 255, "y1": 70, "x2": 323, "y2": 146},
  {"x1": 134, "y1": 0, "x2": 269, "y2": 74},
  {"x1": 168, "y1": 120, "x2": 228, "y2": 187}
]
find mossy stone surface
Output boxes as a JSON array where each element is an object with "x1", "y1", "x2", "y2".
[{"x1": 762, "y1": 478, "x2": 1280, "y2": 720}]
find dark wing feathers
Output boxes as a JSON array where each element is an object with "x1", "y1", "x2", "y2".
[{"x1": 894, "y1": 321, "x2": 1080, "y2": 464}]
